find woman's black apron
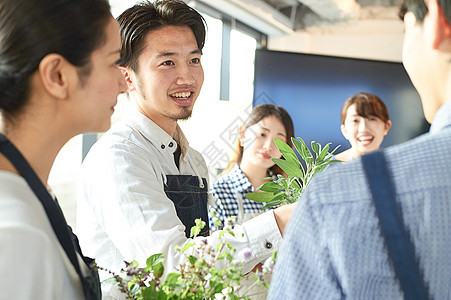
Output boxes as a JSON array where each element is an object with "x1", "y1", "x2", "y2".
[
  {"x1": 0, "y1": 134, "x2": 101, "y2": 299},
  {"x1": 164, "y1": 175, "x2": 210, "y2": 237}
]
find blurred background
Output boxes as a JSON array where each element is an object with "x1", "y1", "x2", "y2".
[{"x1": 50, "y1": 0, "x2": 426, "y2": 226}]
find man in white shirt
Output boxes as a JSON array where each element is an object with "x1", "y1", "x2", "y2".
[{"x1": 76, "y1": 1, "x2": 294, "y2": 298}]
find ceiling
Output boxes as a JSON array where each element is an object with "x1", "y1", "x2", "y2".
[
  {"x1": 263, "y1": 0, "x2": 403, "y2": 29},
  {"x1": 196, "y1": 0, "x2": 403, "y2": 35}
]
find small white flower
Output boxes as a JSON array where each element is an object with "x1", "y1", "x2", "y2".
[{"x1": 262, "y1": 256, "x2": 275, "y2": 273}]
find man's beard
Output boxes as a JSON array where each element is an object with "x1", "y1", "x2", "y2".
[{"x1": 168, "y1": 106, "x2": 193, "y2": 121}]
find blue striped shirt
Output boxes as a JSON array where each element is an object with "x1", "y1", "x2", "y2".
[{"x1": 268, "y1": 102, "x2": 451, "y2": 300}]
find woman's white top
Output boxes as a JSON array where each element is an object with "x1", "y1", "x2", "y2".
[{"x1": 0, "y1": 171, "x2": 84, "y2": 300}]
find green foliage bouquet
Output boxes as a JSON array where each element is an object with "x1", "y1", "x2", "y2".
[
  {"x1": 97, "y1": 216, "x2": 271, "y2": 299},
  {"x1": 246, "y1": 137, "x2": 340, "y2": 208}
]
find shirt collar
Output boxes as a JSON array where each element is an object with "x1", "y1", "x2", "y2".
[
  {"x1": 126, "y1": 109, "x2": 190, "y2": 157},
  {"x1": 430, "y1": 101, "x2": 451, "y2": 134},
  {"x1": 229, "y1": 164, "x2": 253, "y2": 193}
]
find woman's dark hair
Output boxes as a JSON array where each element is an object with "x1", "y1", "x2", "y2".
[
  {"x1": 340, "y1": 92, "x2": 390, "y2": 125},
  {"x1": 224, "y1": 104, "x2": 295, "y2": 177},
  {"x1": 0, "y1": 0, "x2": 111, "y2": 121},
  {"x1": 117, "y1": 0, "x2": 207, "y2": 71}
]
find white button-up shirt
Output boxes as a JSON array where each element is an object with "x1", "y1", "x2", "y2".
[{"x1": 76, "y1": 109, "x2": 282, "y2": 299}]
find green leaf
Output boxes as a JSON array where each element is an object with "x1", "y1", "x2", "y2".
[
  {"x1": 141, "y1": 286, "x2": 157, "y2": 300},
  {"x1": 257, "y1": 181, "x2": 282, "y2": 192},
  {"x1": 311, "y1": 141, "x2": 319, "y2": 154},
  {"x1": 273, "y1": 187, "x2": 286, "y2": 195},
  {"x1": 194, "y1": 219, "x2": 206, "y2": 229},
  {"x1": 211, "y1": 281, "x2": 224, "y2": 294},
  {"x1": 146, "y1": 253, "x2": 165, "y2": 268},
  {"x1": 226, "y1": 229, "x2": 235, "y2": 237},
  {"x1": 272, "y1": 158, "x2": 303, "y2": 178},
  {"x1": 156, "y1": 290, "x2": 168, "y2": 300},
  {"x1": 296, "y1": 137, "x2": 312, "y2": 159},
  {"x1": 331, "y1": 144, "x2": 341, "y2": 154},
  {"x1": 181, "y1": 242, "x2": 195, "y2": 253},
  {"x1": 190, "y1": 225, "x2": 201, "y2": 238},
  {"x1": 245, "y1": 192, "x2": 277, "y2": 203},
  {"x1": 153, "y1": 262, "x2": 164, "y2": 278},
  {"x1": 129, "y1": 260, "x2": 139, "y2": 269},
  {"x1": 218, "y1": 252, "x2": 233, "y2": 261},
  {"x1": 273, "y1": 139, "x2": 299, "y2": 165},
  {"x1": 164, "y1": 272, "x2": 180, "y2": 285},
  {"x1": 129, "y1": 282, "x2": 139, "y2": 294},
  {"x1": 188, "y1": 255, "x2": 198, "y2": 264},
  {"x1": 291, "y1": 178, "x2": 301, "y2": 190},
  {"x1": 317, "y1": 143, "x2": 330, "y2": 161},
  {"x1": 261, "y1": 200, "x2": 283, "y2": 209},
  {"x1": 274, "y1": 138, "x2": 293, "y2": 154},
  {"x1": 292, "y1": 138, "x2": 305, "y2": 158}
]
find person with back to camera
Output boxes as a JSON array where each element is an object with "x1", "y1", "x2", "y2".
[
  {"x1": 334, "y1": 92, "x2": 392, "y2": 162},
  {"x1": 268, "y1": 0, "x2": 451, "y2": 299},
  {"x1": 0, "y1": 0, "x2": 127, "y2": 298},
  {"x1": 75, "y1": 1, "x2": 296, "y2": 298},
  {"x1": 209, "y1": 104, "x2": 295, "y2": 231}
]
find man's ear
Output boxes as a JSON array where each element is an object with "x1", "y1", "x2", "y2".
[
  {"x1": 427, "y1": 0, "x2": 451, "y2": 50},
  {"x1": 38, "y1": 54, "x2": 69, "y2": 99},
  {"x1": 119, "y1": 66, "x2": 136, "y2": 92}
]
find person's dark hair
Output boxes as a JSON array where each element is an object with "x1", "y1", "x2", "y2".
[
  {"x1": 340, "y1": 92, "x2": 390, "y2": 125},
  {"x1": 224, "y1": 104, "x2": 295, "y2": 177},
  {"x1": 0, "y1": 0, "x2": 111, "y2": 121},
  {"x1": 399, "y1": 0, "x2": 451, "y2": 23},
  {"x1": 117, "y1": 0, "x2": 207, "y2": 71}
]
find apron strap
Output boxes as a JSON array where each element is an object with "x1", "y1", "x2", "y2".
[
  {"x1": 361, "y1": 151, "x2": 429, "y2": 300},
  {"x1": 0, "y1": 134, "x2": 83, "y2": 285}
]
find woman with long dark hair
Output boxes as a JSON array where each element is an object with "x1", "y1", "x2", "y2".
[{"x1": 0, "y1": 0, "x2": 126, "y2": 298}]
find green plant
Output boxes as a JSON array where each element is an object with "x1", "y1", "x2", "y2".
[
  {"x1": 97, "y1": 215, "x2": 271, "y2": 299},
  {"x1": 246, "y1": 137, "x2": 340, "y2": 208}
]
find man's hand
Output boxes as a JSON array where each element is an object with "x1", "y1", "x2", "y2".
[{"x1": 273, "y1": 203, "x2": 297, "y2": 236}]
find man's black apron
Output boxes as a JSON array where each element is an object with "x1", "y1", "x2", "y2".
[
  {"x1": 164, "y1": 175, "x2": 210, "y2": 237},
  {"x1": 0, "y1": 134, "x2": 101, "y2": 299}
]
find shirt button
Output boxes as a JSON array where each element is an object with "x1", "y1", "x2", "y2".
[
  {"x1": 169, "y1": 142, "x2": 174, "y2": 147},
  {"x1": 265, "y1": 241, "x2": 272, "y2": 249},
  {"x1": 161, "y1": 144, "x2": 165, "y2": 149}
]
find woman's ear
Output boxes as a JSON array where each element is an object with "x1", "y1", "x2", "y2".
[
  {"x1": 238, "y1": 125, "x2": 246, "y2": 147},
  {"x1": 340, "y1": 124, "x2": 349, "y2": 140},
  {"x1": 119, "y1": 66, "x2": 136, "y2": 92},
  {"x1": 38, "y1": 54, "x2": 70, "y2": 99},
  {"x1": 384, "y1": 120, "x2": 392, "y2": 135}
]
